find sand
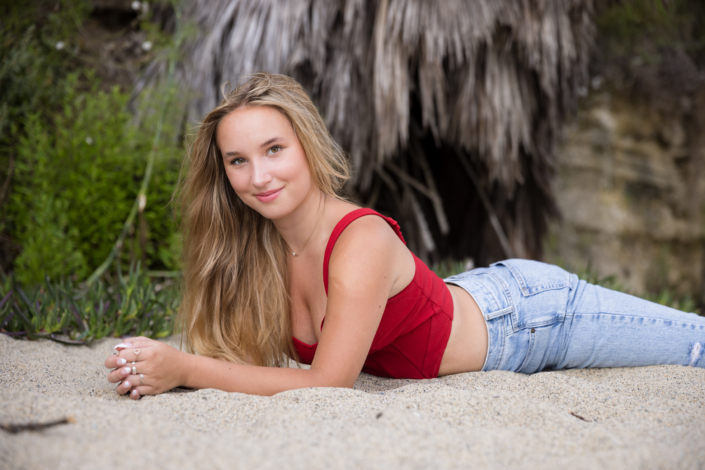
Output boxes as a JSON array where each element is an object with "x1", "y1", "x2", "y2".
[{"x1": 1, "y1": 334, "x2": 704, "y2": 469}]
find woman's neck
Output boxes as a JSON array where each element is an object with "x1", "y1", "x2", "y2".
[{"x1": 273, "y1": 189, "x2": 327, "y2": 255}]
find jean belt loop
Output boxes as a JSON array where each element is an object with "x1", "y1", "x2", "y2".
[{"x1": 484, "y1": 306, "x2": 513, "y2": 321}]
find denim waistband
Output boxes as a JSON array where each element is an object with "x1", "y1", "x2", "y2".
[{"x1": 444, "y1": 267, "x2": 515, "y2": 371}]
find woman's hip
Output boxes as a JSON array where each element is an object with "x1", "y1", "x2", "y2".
[{"x1": 444, "y1": 259, "x2": 573, "y2": 372}]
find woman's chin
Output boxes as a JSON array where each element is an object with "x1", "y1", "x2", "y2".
[{"x1": 247, "y1": 202, "x2": 294, "y2": 221}]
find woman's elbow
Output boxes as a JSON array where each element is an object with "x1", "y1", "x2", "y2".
[{"x1": 309, "y1": 368, "x2": 357, "y2": 389}]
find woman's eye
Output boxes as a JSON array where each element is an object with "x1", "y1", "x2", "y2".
[
  {"x1": 230, "y1": 157, "x2": 246, "y2": 165},
  {"x1": 267, "y1": 145, "x2": 282, "y2": 156}
]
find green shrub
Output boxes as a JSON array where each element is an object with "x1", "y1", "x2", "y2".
[
  {"x1": 596, "y1": 0, "x2": 705, "y2": 67},
  {"x1": 1, "y1": 1, "x2": 184, "y2": 286},
  {"x1": 7, "y1": 74, "x2": 182, "y2": 286},
  {"x1": 0, "y1": 0, "x2": 91, "y2": 189},
  {"x1": 432, "y1": 259, "x2": 472, "y2": 280},
  {"x1": 13, "y1": 195, "x2": 88, "y2": 282}
]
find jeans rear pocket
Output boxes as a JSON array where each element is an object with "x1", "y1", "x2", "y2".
[{"x1": 491, "y1": 259, "x2": 571, "y2": 330}]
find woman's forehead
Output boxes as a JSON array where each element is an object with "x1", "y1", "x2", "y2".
[
  {"x1": 217, "y1": 106, "x2": 295, "y2": 146},
  {"x1": 224, "y1": 105, "x2": 291, "y2": 128}
]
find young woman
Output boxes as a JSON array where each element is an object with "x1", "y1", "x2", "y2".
[{"x1": 105, "y1": 73, "x2": 705, "y2": 399}]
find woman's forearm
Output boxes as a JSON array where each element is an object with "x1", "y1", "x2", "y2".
[{"x1": 180, "y1": 352, "x2": 337, "y2": 396}]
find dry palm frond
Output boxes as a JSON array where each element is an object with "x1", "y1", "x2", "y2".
[{"x1": 138, "y1": 0, "x2": 595, "y2": 264}]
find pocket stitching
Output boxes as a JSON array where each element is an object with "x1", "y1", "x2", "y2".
[
  {"x1": 522, "y1": 284, "x2": 569, "y2": 296},
  {"x1": 487, "y1": 272, "x2": 517, "y2": 330},
  {"x1": 495, "y1": 260, "x2": 569, "y2": 297},
  {"x1": 517, "y1": 329, "x2": 536, "y2": 373}
]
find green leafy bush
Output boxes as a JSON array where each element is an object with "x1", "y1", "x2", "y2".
[
  {"x1": 12, "y1": 195, "x2": 88, "y2": 282},
  {"x1": 6, "y1": 73, "x2": 182, "y2": 286},
  {"x1": 1, "y1": 1, "x2": 91, "y2": 268},
  {"x1": 595, "y1": 0, "x2": 705, "y2": 74},
  {"x1": 1, "y1": 1, "x2": 184, "y2": 286},
  {"x1": 432, "y1": 259, "x2": 473, "y2": 280},
  {"x1": 0, "y1": 1, "x2": 90, "y2": 141}
]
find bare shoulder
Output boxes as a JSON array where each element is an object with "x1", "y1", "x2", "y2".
[
  {"x1": 334, "y1": 212, "x2": 403, "y2": 255},
  {"x1": 325, "y1": 212, "x2": 406, "y2": 316},
  {"x1": 327, "y1": 210, "x2": 408, "y2": 288},
  {"x1": 323, "y1": 198, "x2": 403, "y2": 254}
]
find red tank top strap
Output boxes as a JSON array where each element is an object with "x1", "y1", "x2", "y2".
[{"x1": 323, "y1": 208, "x2": 406, "y2": 295}]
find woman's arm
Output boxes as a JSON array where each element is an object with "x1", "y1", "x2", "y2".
[
  {"x1": 308, "y1": 214, "x2": 412, "y2": 387},
  {"x1": 107, "y1": 215, "x2": 407, "y2": 397},
  {"x1": 181, "y1": 356, "x2": 327, "y2": 396}
]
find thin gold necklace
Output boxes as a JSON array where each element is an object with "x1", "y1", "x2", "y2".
[{"x1": 291, "y1": 194, "x2": 326, "y2": 257}]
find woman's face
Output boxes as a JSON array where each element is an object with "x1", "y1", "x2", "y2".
[{"x1": 216, "y1": 105, "x2": 315, "y2": 221}]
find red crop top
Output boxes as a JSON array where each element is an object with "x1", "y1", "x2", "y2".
[{"x1": 292, "y1": 208, "x2": 454, "y2": 379}]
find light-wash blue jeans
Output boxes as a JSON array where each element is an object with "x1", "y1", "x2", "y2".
[{"x1": 444, "y1": 259, "x2": 705, "y2": 373}]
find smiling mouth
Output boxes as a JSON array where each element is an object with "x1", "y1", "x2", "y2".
[{"x1": 254, "y1": 188, "x2": 283, "y2": 197}]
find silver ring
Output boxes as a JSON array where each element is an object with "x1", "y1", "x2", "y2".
[
  {"x1": 112, "y1": 351, "x2": 119, "y2": 355},
  {"x1": 132, "y1": 366, "x2": 137, "y2": 375},
  {"x1": 140, "y1": 374, "x2": 144, "y2": 385}
]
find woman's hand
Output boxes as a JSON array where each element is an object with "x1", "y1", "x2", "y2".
[{"x1": 104, "y1": 336, "x2": 190, "y2": 400}]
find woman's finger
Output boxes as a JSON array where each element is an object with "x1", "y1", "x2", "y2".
[
  {"x1": 118, "y1": 347, "x2": 149, "y2": 363},
  {"x1": 112, "y1": 338, "x2": 151, "y2": 351},
  {"x1": 120, "y1": 374, "x2": 150, "y2": 394},
  {"x1": 104, "y1": 351, "x2": 131, "y2": 368},
  {"x1": 128, "y1": 385, "x2": 154, "y2": 400},
  {"x1": 104, "y1": 347, "x2": 145, "y2": 369},
  {"x1": 105, "y1": 354, "x2": 121, "y2": 368},
  {"x1": 107, "y1": 365, "x2": 133, "y2": 383},
  {"x1": 116, "y1": 379, "x2": 133, "y2": 395}
]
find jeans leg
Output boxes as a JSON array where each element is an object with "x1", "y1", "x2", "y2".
[{"x1": 554, "y1": 279, "x2": 705, "y2": 370}]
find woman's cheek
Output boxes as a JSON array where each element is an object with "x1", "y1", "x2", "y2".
[{"x1": 227, "y1": 172, "x2": 250, "y2": 197}]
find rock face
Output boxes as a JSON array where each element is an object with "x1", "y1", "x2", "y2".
[{"x1": 545, "y1": 88, "x2": 705, "y2": 302}]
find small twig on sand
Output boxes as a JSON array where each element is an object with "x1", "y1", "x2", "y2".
[
  {"x1": 0, "y1": 416, "x2": 76, "y2": 434},
  {"x1": 570, "y1": 411, "x2": 590, "y2": 422}
]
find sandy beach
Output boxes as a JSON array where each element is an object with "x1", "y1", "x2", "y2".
[{"x1": 1, "y1": 333, "x2": 704, "y2": 469}]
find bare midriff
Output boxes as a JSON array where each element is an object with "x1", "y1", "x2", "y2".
[{"x1": 437, "y1": 284, "x2": 488, "y2": 376}]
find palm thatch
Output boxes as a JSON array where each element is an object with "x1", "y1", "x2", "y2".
[{"x1": 139, "y1": 0, "x2": 595, "y2": 265}]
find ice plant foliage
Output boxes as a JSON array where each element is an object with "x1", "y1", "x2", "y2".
[{"x1": 0, "y1": 263, "x2": 179, "y2": 344}]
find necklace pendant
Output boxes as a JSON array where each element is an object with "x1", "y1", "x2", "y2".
[{"x1": 290, "y1": 194, "x2": 325, "y2": 260}]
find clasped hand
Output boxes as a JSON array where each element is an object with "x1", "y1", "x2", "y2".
[{"x1": 104, "y1": 336, "x2": 188, "y2": 400}]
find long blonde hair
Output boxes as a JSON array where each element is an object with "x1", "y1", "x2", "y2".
[{"x1": 176, "y1": 72, "x2": 350, "y2": 366}]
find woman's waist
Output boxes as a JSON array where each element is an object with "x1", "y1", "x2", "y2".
[{"x1": 438, "y1": 283, "x2": 488, "y2": 375}]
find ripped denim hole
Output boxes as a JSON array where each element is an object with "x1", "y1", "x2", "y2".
[{"x1": 688, "y1": 342, "x2": 703, "y2": 367}]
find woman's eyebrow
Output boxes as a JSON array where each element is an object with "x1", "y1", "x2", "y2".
[
  {"x1": 223, "y1": 137, "x2": 284, "y2": 158},
  {"x1": 259, "y1": 136, "x2": 283, "y2": 148}
]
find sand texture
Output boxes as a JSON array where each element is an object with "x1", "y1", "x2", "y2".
[{"x1": 1, "y1": 334, "x2": 704, "y2": 469}]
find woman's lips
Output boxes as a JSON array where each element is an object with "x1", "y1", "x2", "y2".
[{"x1": 254, "y1": 187, "x2": 283, "y2": 202}]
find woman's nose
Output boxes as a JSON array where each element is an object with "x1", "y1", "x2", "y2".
[{"x1": 251, "y1": 160, "x2": 273, "y2": 187}]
